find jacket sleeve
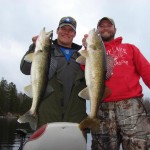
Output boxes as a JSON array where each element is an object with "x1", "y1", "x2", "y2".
[
  {"x1": 20, "y1": 43, "x2": 35, "y2": 75},
  {"x1": 132, "y1": 44, "x2": 150, "y2": 88}
]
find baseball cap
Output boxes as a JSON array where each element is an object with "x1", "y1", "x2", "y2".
[
  {"x1": 97, "y1": 17, "x2": 115, "y2": 27},
  {"x1": 58, "y1": 16, "x2": 77, "y2": 31}
]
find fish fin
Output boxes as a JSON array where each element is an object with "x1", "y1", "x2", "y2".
[
  {"x1": 106, "y1": 55, "x2": 115, "y2": 79},
  {"x1": 78, "y1": 87, "x2": 90, "y2": 100},
  {"x1": 76, "y1": 56, "x2": 86, "y2": 65},
  {"x1": 102, "y1": 86, "x2": 111, "y2": 99},
  {"x1": 24, "y1": 53, "x2": 34, "y2": 63},
  {"x1": 79, "y1": 49, "x2": 88, "y2": 58},
  {"x1": 17, "y1": 111, "x2": 37, "y2": 130},
  {"x1": 23, "y1": 85, "x2": 33, "y2": 98},
  {"x1": 24, "y1": 83, "x2": 54, "y2": 99},
  {"x1": 79, "y1": 117, "x2": 99, "y2": 132}
]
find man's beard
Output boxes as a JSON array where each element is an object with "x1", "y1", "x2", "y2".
[{"x1": 101, "y1": 34, "x2": 115, "y2": 42}]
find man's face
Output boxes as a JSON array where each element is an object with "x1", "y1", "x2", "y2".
[
  {"x1": 98, "y1": 19, "x2": 116, "y2": 42},
  {"x1": 57, "y1": 25, "x2": 76, "y2": 47}
]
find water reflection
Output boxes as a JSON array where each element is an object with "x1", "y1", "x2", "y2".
[
  {"x1": 0, "y1": 117, "x2": 33, "y2": 150},
  {"x1": 0, "y1": 117, "x2": 123, "y2": 150}
]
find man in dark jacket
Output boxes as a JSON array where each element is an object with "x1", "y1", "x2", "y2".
[{"x1": 20, "y1": 16, "x2": 87, "y2": 129}]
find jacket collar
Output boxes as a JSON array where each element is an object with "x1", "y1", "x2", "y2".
[
  {"x1": 53, "y1": 39, "x2": 82, "y2": 50},
  {"x1": 51, "y1": 40, "x2": 80, "y2": 59},
  {"x1": 104, "y1": 37, "x2": 123, "y2": 47}
]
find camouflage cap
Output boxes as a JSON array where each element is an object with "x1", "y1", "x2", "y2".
[
  {"x1": 58, "y1": 16, "x2": 77, "y2": 31},
  {"x1": 97, "y1": 17, "x2": 115, "y2": 27}
]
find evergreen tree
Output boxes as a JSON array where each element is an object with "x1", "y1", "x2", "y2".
[
  {"x1": 17, "y1": 92, "x2": 32, "y2": 114},
  {"x1": 0, "y1": 78, "x2": 9, "y2": 114},
  {"x1": 0, "y1": 77, "x2": 32, "y2": 116},
  {"x1": 7, "y1": 82, "x2": 18, "y2": 113}
]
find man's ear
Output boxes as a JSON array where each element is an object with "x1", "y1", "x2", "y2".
[
  {"x1": 56, "y1": 27, "x2": 59, "y2": 34},
  {"x1": 114, "y1": 27, "x2": 117, "y2": 34},
  {"x1": 73, "y1": 32, "x2": 76, "y2": 38}
]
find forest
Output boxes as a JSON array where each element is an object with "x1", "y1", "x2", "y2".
[
  {"x1": 0, "y1": 78, "x2": 31, "y2": 117},
  {"x1": 0, "y1": 77, "x2": 150, "y2": 117}
]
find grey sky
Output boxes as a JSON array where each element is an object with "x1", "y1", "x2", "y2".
[{"x1": 0, "y1": 0, "x2": 150, "y2": 98}]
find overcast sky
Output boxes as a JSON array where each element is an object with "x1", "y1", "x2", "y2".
[{"x1": 0, "y1": 0, "x2": 150, "y2": 98}]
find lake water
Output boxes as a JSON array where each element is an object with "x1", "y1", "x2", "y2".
[
  {"x1": 0, "y1": 117, "x2": 93, "y2": 150},
  {"x1": 0, "y1": 117, "x2": 33, "y2": 150},
  {"x1": 0, "y1": 116, "x2": 123, "y2": 150}
]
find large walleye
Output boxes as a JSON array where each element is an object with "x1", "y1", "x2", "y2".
[
  {"x1": 76, "y1": 29, "x2": 112, "y2": 131},
  {"x1": 17, "y1": 28, "x2": 53, "y2": 130}
]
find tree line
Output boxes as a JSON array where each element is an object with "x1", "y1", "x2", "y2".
[
  {"x1": 0, "y1": 77, "x2": 31, "y2": 117},
  {"x1": 0, "y1": 77, "x2": 150, "y2": 117}
]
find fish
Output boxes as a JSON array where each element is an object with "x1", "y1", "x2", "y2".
[
  {"x1": 17, "y1": 28, "x2": 53, "y2": 130},
  {"x1": 76, "y1": 28, "x2": 113, "y2": 132}
]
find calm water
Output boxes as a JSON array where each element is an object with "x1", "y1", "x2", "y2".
[
  {"x1": 0, "y1": 117, "x2": 92, "y2": 150},
  {"x1": 0, "y1": 117, "x2": 122, "y2": 150},
  {"x1": 0, "y1": 117, "x2": 33, "y2": 150}
]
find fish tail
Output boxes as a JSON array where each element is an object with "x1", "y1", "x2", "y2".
[
  {"x1": 17, "y1": 111, "x2": 38, "y2": 130},
  {"x1": 79, "y1": 117, "x2": 100, "y2": 132}
]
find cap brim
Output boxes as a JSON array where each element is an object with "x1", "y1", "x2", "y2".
[
  {"x1": 98, "y1": 17, "x2": 115, "y2": 27},
  {"x1": 59, "y1": 23, "x2": 76, "y2": 31}
]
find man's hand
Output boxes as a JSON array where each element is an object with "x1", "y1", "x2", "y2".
[
  {"x1": 82, "y1": 34, "x2": 88, "y2": 48},
  {"x1": 32, "y1": 35, "x2": 38, "y2": 44}
]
